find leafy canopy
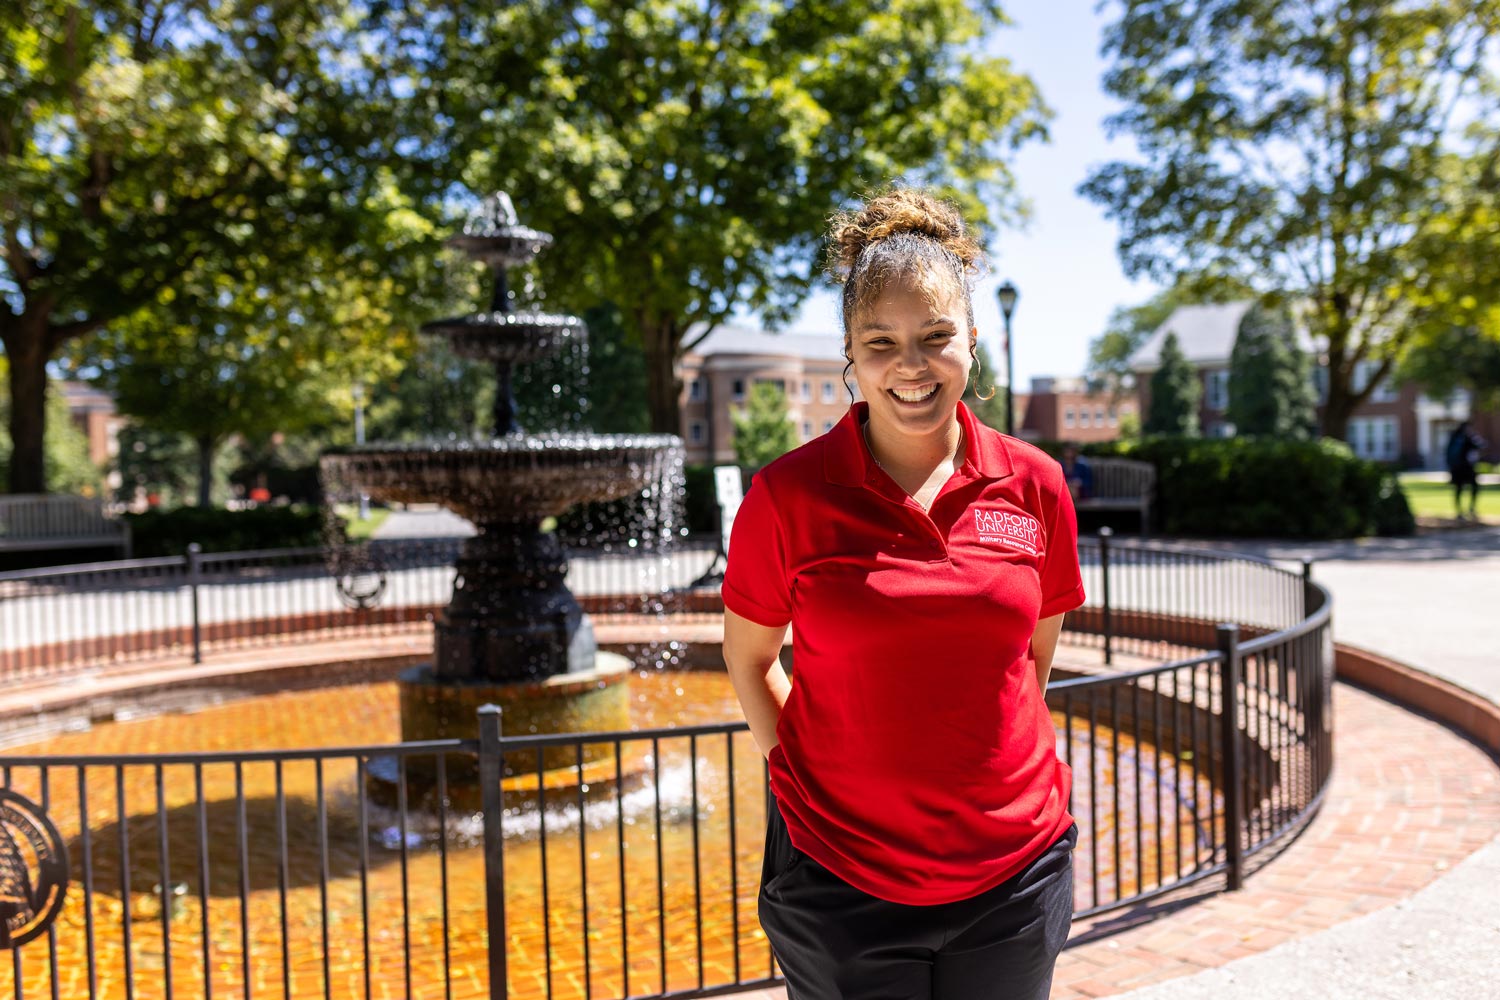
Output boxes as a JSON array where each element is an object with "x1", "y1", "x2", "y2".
[
  {"x1": 1081, "y1": 0, "x2": 1500, "y2": 436},
  {"x1": 378, "y1": 0, "x2": 1050, "y2": 432}
]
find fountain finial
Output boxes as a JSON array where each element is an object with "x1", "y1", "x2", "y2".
[
  {"x1": 465, "y1": 192, "x2": 520, "y2": 235},
  {"x1": 446, "y1": 191, "x2": 553, "y2": 270}
]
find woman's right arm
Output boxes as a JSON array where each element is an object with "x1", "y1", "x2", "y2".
[{"x1": 722, "y1": 608, "x2": 792, "y2": 759}]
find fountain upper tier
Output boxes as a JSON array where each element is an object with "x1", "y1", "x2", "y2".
[
  {"x1": 321, "y1": 434, "x2": 680, "y2": 524},
  {"x1": 420, "y1": 311, "x2": 585, "y2": 366}
]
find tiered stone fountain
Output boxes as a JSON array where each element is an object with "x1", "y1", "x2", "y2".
[{"x1": 320, "y1": 193, "x2": 682, "y2": 805}]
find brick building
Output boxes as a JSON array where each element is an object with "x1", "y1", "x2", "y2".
[
  {"x1": 677, "y1": 324, "x2": 858, "y2": 465},
  {"x1": 1014, "y1": 376, "x2": 1137, "y2": 444},
  {"x1": 1129, "y1": 302, "x2": 1499, "y2": 468}
]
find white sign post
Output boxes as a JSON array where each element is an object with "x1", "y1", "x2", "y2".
[{"x1": 713, "y1": 465, "x2": 744, "y2": 557}]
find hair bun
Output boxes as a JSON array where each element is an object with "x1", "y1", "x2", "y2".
[{"x1": 827, "y1": 188, "x2": 984, "y2": 280}]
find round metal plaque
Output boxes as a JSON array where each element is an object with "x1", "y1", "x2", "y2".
[{"x1": 0, "y1": 789, "x2": 70, "y2": 947}]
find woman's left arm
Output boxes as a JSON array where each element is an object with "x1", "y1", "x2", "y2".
[{"x1": 1030, "y1": 613, "x2": 1067, "y2": 693}]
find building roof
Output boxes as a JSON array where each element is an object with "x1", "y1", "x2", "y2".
[
  {"x1": 1129, "y1": 302, "x2": 1256, "y2": 372},
  {"x1": 57, "y1": 380, "x2": 117, "y2": 413},
  {"x1": 1129, "y1": 301, "x2": 1322, "y2": 372},
  {"x1": 682, "y1": 322, "x2": 846, "y2": 362}
]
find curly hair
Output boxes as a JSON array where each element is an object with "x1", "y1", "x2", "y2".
[{"x1": 827, "y1": 187, "x2": 986, "y2": 347}]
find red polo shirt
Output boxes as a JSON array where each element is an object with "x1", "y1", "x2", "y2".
[{"x1": 723, "y1": 401, "x2": 1085, "y2": 906}]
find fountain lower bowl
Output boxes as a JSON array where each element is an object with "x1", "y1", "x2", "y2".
[{"x1": 366, "y1": 652, "x2": 643, "y2": 813}]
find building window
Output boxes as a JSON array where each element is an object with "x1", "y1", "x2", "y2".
[
  {"x1": 689, "y1": 421, "x2": 705, "y2": 444},
  {"x1": 801, "y1": 380, "x2": 811, "y2": 403},
  {"x1": 1064, "y1": 407, "x2": 1075, "y2": 429},
  {"x1": 1312, "y1": 366, "x2": 1329, "y2": 403},
  {"x1": 1205, "y1": 369, "x2": 1230, "y2": 411},
  {"x1": 731, "y1": 378, "x2": 745, "y2": 400},
  {"x1": 802, "y1": 421, "x2": 813, "y2": 439},
  {"x1": 1353, "y1": 360, "x2": 1399, "y2": 403},
  {"x1": 688, "y1": 378, "x2": 704, "y2": 402},
  {"x1": 823, "y1": 420, "x2": 834, "y2": 434},
  {"x1": 1095, "y1": 407, "x2": 1106, "y2": 425},
  {"x1": 1079, "y1": 409, "x2": 1092, "y2": 428},
  {"x1": 821, "y1": 381, "x2": 835, "y2": 403},
  {"x1": 1349, "y1": 416, "x2": 1399, "y2": 461},
  {"x1": 1107, "y1": 407, "x2": 1118, "y2": 427},
  {"x1": 756, "y1": 377, "x2": 786, "y2": 394}
]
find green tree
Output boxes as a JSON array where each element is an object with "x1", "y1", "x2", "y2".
[
  {"x1": 1080, "y1": 0, "x2": 1500, "y2": 440},
  {"x1": 0, "y1": 0, "x2": 413, "y2": 494},
  {"x1": 1228, "y1": 299, "x2": 1318, "y2": 439},
  {"x1": 114, "y1": 425, "x2": 207, "y2": 509},
  {"x1": 365, "y1": 337, "x2": 495, "y2": 444},
  {"x1": 1397, "y1": 158, "x2": 1500, "y2": 410},
  {"x1": 732, "y1": 382, "x2": 798, "y2": 469},
  {"x1": 1399, "y1": 319, "x2": 1500, "y2": 413},
  {"x1": 383, "y1": 0, "x2": 1050, "y2": 435},
  {"x1": 0, "y1": 357, "x2": 101, "y2": 495},
  {"x1": 74, "y1": 196, "x2": 430, "y2": 507},
  {"x1": 1145, "y1": 332, "x2": 1200, "y2": 437},
  {"x1": 963, "y1": 339, "x2": 1009, "y2": 431}
]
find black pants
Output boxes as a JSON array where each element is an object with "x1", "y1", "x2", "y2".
[{"x1": 757, "y1": 799, "x2": 1076, "y2": 1000}]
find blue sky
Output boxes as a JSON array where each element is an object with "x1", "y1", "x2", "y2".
[{"x1": 789, "y1": 0, "x2": 1165, "y2": 390}]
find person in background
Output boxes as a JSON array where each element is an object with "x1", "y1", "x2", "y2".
[
  {"x1": 721, "y1": 187, "x2": 1083, "y2": 1000},
  {"x1": 1059, "y1": 442, "x2": 1093, "y2": 502},
  {"x1": 1445, "y1": 421, "x2": 1484, "y2": 521}
]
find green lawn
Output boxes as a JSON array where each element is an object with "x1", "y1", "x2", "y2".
[
  {"x1": 1397, "y1": 474, "x2": 1500, "y2": 521},
  {"x1": 335, "y1": 504, "x2": 392, "y2": 541}
]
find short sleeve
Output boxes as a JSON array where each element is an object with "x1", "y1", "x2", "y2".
[
  {"x1": 1038, "y1": 467, "x2": 1087, "y2": 620},
  {"x1": 721, "y1": 472, "x2": 794, "y2": 628}
]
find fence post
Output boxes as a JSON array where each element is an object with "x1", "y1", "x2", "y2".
[
  {"x1": 186, "y1": 543, "x2": 203, "y2": 665},
  {"x1": 478, "y1": 704, "x2": 508, "y2": 1000},
  {"x1": 1098, "y1": 527, "x2": 1114, "y2": 666},
  {"x1": 1301, "y1": 559, "x2": 1314, "y2": 620},
  {"x1": 1216, "y1": 623, "x2": 1245, "y2": 890}
]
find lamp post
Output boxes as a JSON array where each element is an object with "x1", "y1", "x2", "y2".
[
  {"x1": 997, "y1": 281, "x2": 1019, "y2": 436},
  {"x1": 353, "y1": 383, "x2": 369, "y2": 521}
]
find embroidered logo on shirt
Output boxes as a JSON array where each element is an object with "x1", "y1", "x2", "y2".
[{"x1": 973, "y1": 508, "x2": 1042, "y2": 556}]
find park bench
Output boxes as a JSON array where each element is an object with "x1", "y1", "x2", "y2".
[
  {"x1": 0, "y1": 494, "x2": 133, "y2": 560},
  {"x1": 1075, "y1": 457, "x2": 1155, "y2": 535}
]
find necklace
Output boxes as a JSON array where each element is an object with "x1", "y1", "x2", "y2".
[{"x1": 863, "y1": 420, "x2": 965, "y2": 508}]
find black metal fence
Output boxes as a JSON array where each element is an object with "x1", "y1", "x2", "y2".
[
  {"x1": 0, "y1": 536, "x2": 1336, "y2": 1000},
  {"x1": 0, "y1": 537, "x2": 724, "y2": 683}
]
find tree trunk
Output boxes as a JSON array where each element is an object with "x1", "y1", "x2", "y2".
[
  {"x1": 1320, "y1": 364, "x2": 1354, "y2": 441},
  {"x1": 2, "y1": 314, "x2": 53, "y2": 495},
  {"x1": 196, "y1": 433, "x2": 218, "y2": 508},
  {"x1": 640, "y1": 315, "x2": 683, "y2": 436}
]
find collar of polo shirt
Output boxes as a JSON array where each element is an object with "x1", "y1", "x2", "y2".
[{"x1": 823, "y1": 401, "x2": 1014, "y2": 488}]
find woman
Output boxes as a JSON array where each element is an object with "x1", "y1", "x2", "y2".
[{"x1": 722, "y1": 188, "x2": 1085, "y2": 1000}]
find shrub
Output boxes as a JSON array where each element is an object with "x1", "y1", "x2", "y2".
[
  {"x1": 124, "y1": 505, "x2": 336, "y2": 557},
  {"x1": 1037, "y1": 437, "x2": 1416, "y2": 539}
]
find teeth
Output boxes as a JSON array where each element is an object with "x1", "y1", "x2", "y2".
[{"x1": 892, "y1": 385, "x2": 937, "y2": 403}]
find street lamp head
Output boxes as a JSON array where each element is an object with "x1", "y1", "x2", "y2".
[{"x1": 997, "y1": 281, "x2": 1019, "y2": 319}]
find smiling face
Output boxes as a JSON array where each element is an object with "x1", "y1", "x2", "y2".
[{"x1": 849, "y1": 278, "x2": 975, "y2": 443}]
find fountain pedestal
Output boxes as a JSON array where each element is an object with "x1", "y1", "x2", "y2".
[{"x1": 433, "y1": 522, "x2": 596, "y2": 683}]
